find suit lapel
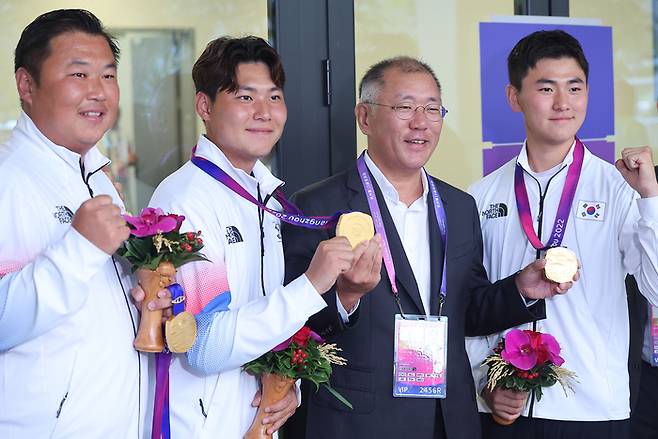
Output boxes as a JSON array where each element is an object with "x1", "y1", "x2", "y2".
[{"x1": 346, "y1": 166, "x2": 426, "y2": 315}]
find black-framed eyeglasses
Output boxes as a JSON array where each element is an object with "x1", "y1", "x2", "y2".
[{"x1": 365, "y1": 102, "x2": 448, "y2": 122}]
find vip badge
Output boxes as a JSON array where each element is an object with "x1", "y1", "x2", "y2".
[{"x1": 576, "y1": 200, "x2": 605, "y2": 222}]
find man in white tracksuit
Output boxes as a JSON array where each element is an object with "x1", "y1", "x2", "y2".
[
  {"x1": 466, "y1": 30, "x2": 658, "y2": 439},
  {"x1": 0, "y1": 9, "x2": 145, "y2": 438},
  {"x1": 149, "y1": 36, "x2": 359, "y2": 438}
]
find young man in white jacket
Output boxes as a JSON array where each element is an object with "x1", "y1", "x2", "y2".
[
  {"x1": 466, "y1": 30, "x2": 658, "y2": 438},
  {"x1": 148, "y1": 36, "x2": 357, "y2": 438},
  {"x1": 0, "y1": 9, "x2": 145, "y2": 439}
]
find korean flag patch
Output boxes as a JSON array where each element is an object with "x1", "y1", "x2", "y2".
[{"x1": 576, "y1": 200, "x2": 606, "y2": 222}]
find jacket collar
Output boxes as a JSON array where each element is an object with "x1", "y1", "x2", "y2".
[
  {"x1": 194, "y1": 134, "x2": 284, "y2": 197},
  {"x1": 12, "y1": 112, "x2": 110, "y2": 175},
  {"x1": 516, "y1": 138, "x2": 593, "y2": 174}
]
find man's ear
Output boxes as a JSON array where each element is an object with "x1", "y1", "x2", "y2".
[
  {"x1": 506, "y1": 84, "x2": 522, "y2": 113},
  {"x1": 195, "y1": 91, "x2": 213, "y2": 121},
  {"x1": 355, "y1": 103, "x2": 372, "y2": 135},
  {"x1": 16, "y1": 67, "x2": 36, "y2": 108}
]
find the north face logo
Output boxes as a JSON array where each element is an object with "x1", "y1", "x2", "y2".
[
  {"x1": 481, "y1": 203, "x2": 508, "y2": 219},
  {"x1": 225, "y1": 226, "x2": 244, "y2": 244},
  {"x1": 53, "y1": 206, "x2": 74, "y2": 224}
]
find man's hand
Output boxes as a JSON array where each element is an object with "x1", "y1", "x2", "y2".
[
  {"x1": 515, "y1": 259, "x2": 579, "y2": 300},
  {"x1": 251, "y1": 386, "x2": 298, "y2": 435},
  {"x1": 305, "y1": 236, "x2": 354, "y2": 294},
  {"x1": 72, "y1": 195, "x2": 130, "y2": 255},
  {"x1": 615, "y1": 147, "x2": 658, "y2": 198},
  {"x1": 336, "y1": 235, "x2": 383, "y2": 311},
  {"x1": 130, "y1": 285, "x2": 172, "y2": 321},
  {"x1": 482, "y1": 387, "x2": 528, "y2": 423}
]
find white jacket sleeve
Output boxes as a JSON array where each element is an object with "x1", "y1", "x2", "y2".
[
  {"x1": 0, "y1": 193, "x2": 110, "y2": 350},
  {"x1": 150, "y1": 187, "x2": 327, "y2": 375},
  {"x1": 189, "y1": 275, "x2": 326, "y2": 373},
  {"x1": 620, "y1": 191, "x2": 658, "y2": 306}
]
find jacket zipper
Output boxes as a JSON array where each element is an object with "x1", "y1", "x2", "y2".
[
  {"x1": 521, "y1": 164, "x2": 567, "y2": 418},
  {"x1": 256, "y1": 183, "x2": 274, "y2": 297},
  {"x1": 79, "y1": 160, "x2": 142, "y2": 437},
  {"x1": 55, "y1": 392, "x2": 68, "y2": 418},
  {"x1": 199, "y1": 398, "x2": 208, "y2": 419}
]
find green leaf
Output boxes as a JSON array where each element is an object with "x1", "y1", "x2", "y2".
[
  {"x1": 144, "y1": 254, "x2": 164, "y2": 271},
  {"x1": 322, "y1": 384, "x2": 352, "y2": 409}
]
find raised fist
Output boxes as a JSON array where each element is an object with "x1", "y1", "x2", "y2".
[{"x1": 72, "y1": 195, "x2": 130, "y2": 255}]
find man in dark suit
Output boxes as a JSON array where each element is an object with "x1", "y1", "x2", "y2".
[{"x1": 282, "y1": 56, "x2": 576, "y2": 439}]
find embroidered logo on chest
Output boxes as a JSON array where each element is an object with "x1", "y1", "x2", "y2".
[
  {"x1": 225, "y1": 225, "x2": 244, "y2": 244},
  {"x1": 481, "y1": 203, "x2": 508, "y2": 219},
  {"x1": 576, "y1": 200, "x2": 606, "y2": 221},
  {"x1": 53, "y1": 206, "x2": 74, "y2": 224}
]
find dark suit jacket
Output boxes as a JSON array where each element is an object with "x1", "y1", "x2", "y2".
[{"x1": 282, "y1": 164, "x2": 546, "y2": 439}]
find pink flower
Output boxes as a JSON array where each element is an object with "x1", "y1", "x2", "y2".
[
  {"x1": 537, "y1": 332, "x2": 564, "y2": 367},
  {"x1": 501, "y1": 329, "x2": 537, "y2": 371},
  {"x1": 124, "y1": 208, "x2": 185, "y2": 237}
]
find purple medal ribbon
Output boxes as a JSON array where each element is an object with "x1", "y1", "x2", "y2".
[
  {"x1": 151, "y1": 283, "x2": 185, "y2": 439},
  {"x1": 514, "y1": 138, "x2": 584, "y2": 250},
  {"x1": 356, "y1": 154, "x2": 448, "y2": 315},
  {"x1": 191, "y1": 147, "x2": 339, "y2": 229}
]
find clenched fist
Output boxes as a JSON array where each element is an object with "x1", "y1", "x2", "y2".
[
  {"x1": 72, "y1": 195, "x2": 130, "y2": 255},
  {"x1": 305, "y1": 236, "x2": 354, "y2": 294},
  {"x1": 615, "y1": 146, "x2": 658, "y2": 198}
]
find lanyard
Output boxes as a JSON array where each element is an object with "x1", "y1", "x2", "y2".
[
  {"x1": 514, "y1": 138, "x2": 584, "y2": 250},
  {"x1": 191, "y1": 148, "x2": 340, "y2": 230},
  {"x1": 151, "y1": 284, "x2": 185, "y2": 439},
  {"x1": 356, "y1": 154, "x2": 447, "y2": 316}
]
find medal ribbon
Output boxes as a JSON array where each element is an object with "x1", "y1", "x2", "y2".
[
  {"x1": 356, "y1": 153, "x2": 447, "y2": 314},
  {"x1": 152, "y1": 283, "x2": 185, "y2": 439},
  {"x1": 514, "y1": 138, "x2": 584, "y2": 250},
  {"x1": 651, "y1": 305, "x2": 658, "y2": 367},
  {"x1": 191, "y1": 147, "x2": 339, "y2": 229}
]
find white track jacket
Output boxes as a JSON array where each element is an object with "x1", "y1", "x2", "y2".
[
  {"x1": 0, "y1": 113, "x2": 143, "y2": 438},
  {"x1": 149, "y1": 135, "x2": 326, "y2": 438},
  {"x1": 466, "y1": 142, "x2": 658, "y2": 421}
]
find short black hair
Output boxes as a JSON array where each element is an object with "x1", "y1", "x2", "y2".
[
  {"x1": 14, "y1": 9, "x2": 119, "y2": 85},
  {"x1": 358, "y1": 56, "x2": 441, "y2": 103},
  {"x1": 508, "y1": 30, "x2": 588, "y2": 90},
  {"x1": 192, "y1": 36, "x2": 285, "y2": 101}
]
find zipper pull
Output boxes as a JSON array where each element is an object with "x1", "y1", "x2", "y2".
[{"x1": 56, "y1": 392, "x2": 68, "y2": 418}]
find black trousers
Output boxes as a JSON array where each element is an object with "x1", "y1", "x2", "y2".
[
  {"x1": 480, "y1": 413, "x2": 629, "y2": 439},
  {"x1": 630, "y1": 360, "x2": 658, "y2": 438}
]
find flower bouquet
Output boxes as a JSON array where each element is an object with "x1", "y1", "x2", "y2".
[
  {"x1": 482, "y1": 329, "x2": 577, "y2": 425},
  {"x1": 118, "y1": 207, "x2": 208, "y2": 352},
  {"x1": 243, "y1": 326, "x2": 352, "y2": 439}
]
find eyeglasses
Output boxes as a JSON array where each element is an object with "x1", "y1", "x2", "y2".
[{"x1": 365, "y1": 102, "x2": 448, "y2": 122}]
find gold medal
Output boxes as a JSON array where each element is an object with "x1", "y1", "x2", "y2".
[
  {"x1": 336, "y1": 212, "x2": 375, "y2": 248},
  {"x1": 544, "y1": 247, "x2": 578, "y2": 283},
  {"x1": 165, "y1": 311, "x2": 197, "y2": 353}
]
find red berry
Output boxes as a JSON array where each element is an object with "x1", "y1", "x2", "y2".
[
  {"x1": 186, "y1": 232, "x2": 195, "y2": 241},
  {"x1": 196, "y1": 238, "x2": 203, "y2": 245}
]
